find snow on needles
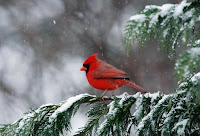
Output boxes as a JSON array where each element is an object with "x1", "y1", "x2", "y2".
[
  {"x1": 173, "y1": 0, "x2": 190, "y2": 17},
  {"x1": 172, "y1": 119, "x2": 189, "y2": 135},
  {"x1": 129, "y1": 0, "x2": 193, "y2": 30},
  {"x1": 13, "y1": 94, "x2": 94, "y2": 133},
  {"x1": 144, "y1": 92, "x2": 160, "y2": 103},
  {"x1": 191, "y1": 72, "x2": 200, "y2": 83},
  {"x1": 129, "y1": 3, "x2": 174, "y2": 25},
  {"x1": 97, "y1": 100, "x2": 115, "y2": 134},
  {"x1": 130, "y1": 14, "x2": 146, "y2": 22},
  {"x1": 97, "y1": 92, "x2": 137, "y2": 134},
  {"x1": 195, "y1": 39, "x2": 200, "y2": 45},
  {"x1": 188, "y1": 47, "x2": 200, "y2": 58},
  {"x1": 16, "y1": 108, "x2": 40, "y2": 131},
  {"x1": 117, "y1": 92, "x2": 132, "y2": 106},
  {"x1": 133, "y1": 93, "x2": 143, "y2": 120},
  {"x1": 49, "y1": 93, "x2": 94, "y2": 122},
  {"x1": 137, "y1": 94, "x2": 171, "y2": 133}
]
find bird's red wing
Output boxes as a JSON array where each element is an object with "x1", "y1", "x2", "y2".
[{"x1": 93, "y1": 61, "x2": 129, "y2": 79}]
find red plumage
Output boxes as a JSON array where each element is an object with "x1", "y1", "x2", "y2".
[{"x1": 80, "y1": 53, "x2": 147, "y2": 95}]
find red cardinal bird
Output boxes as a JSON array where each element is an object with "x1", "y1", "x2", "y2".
[{"x1": 80, "y1": 53, "x2": 147, "y2": 97}]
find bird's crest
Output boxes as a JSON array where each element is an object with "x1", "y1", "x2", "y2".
[{"x1": 83, "y1": 53, "x2": 98, "y2": 65}]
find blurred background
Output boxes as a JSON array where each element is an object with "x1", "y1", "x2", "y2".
[{"x1": 0, "y1": 0, "x2": 184, "y2": 135}]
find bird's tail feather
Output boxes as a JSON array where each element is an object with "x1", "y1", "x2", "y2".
[{"x1": 125, "y1": 80, "x2": 147, "y2": 93}]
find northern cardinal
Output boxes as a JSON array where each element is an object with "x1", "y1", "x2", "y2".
[{"x1": 80, "y1": 53, "x2": 147, "y2": 97}]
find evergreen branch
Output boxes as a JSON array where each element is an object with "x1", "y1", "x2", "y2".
[
  {"x1": 0, "y1": 94, "x2": 99, "y2": 136},
  {"x1": 161, "y1": 91, "x2": 188, "y2": 135},
  {"x1": 135, "y1": 73, "x2": 200, "y2": 136},
  {"x1": 124, "y1": 0, "x2": 200, "y2": 57},
  {"x1": 75, "y1": 103, "x2": 109, "y2": 136},
  {"x1": 83, "y1": 97, "x2": 113, "y2": 103},
  {"x1": 123, "y1": 2, "x2": 200, "y2": 134},
  {"x1": 172, "y1": 119, "x2": 189, "y2": 135},
  {"x1": 136, "y1": 94, "x2": 171, "y2": 135},
  {"x1": 175, "y1": 46, "x2": 200, "y2": 83},
  {"x1": 97, "y1": 93, "x2": 137, "y2": 136}
]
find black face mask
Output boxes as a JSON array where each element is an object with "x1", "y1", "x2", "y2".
[{"x1": 83, "y1": 64, "x2": 90, "y2": 74}]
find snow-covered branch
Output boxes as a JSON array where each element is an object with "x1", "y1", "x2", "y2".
[
  {"x1": 124, "y1": 0, "x2": 200, "y2": 57},
  {"x1": 1, "y1": 72, "x2": 200, "y2": 136}
]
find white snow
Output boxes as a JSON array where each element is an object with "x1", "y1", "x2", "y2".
[
  {"x1": 133, "y1": 93, "x2": 143, "y2": 119},
  {"x1": 18, "y1": 120, "x2": 25, "y2": 129},
  {"x1": 160, "y1": 4, "x2": 174, "y2": 17},
  {"x1": 195, "y1": 39, "x2": 200, "y2": 45},
  {"x1": 130, "y1": 14, "x2": 146, "y2": 22},
  {"x1": 137, "y1": 94, "x2": 170, "y2": 132},
  {"x1": 49, "y1": 93, "x2": 93, "y2": 122},
  {"x1": 16, "y1": 110, "x2": 38, "y2": 129},
  {"x1": 163, "y1": 109, "x2": 174, "y2": 125},
  {"x1": 144, "y1": 92, "x2": 160, "y2": 103},
  {"x1": 183, "y1": 9, "x2": 195, "y2": 20},
  {"x1": 146, "y1": 4, "x2": 173, "y2": 26},
  {"x1": 191, "y1": 72, "x2": 200, "y2": 83},
  {"x1": 188, "y1": 47, "x2": 200, "y2": 57},
  {"x1": 144, "y1": 5, "x2": 158, "y2": 12},
  {"x1": 97, "y1": 92, "x2": 136, "y2": 135},
  {"x1": 174, "y1": 0, "x2": 190, "y2": 17},
  {"x1": 97, "y1": 118, "x2": 107, "y2": 134},
  {"x1": 172, "y1": 119, "x2": 189, "y2": 135},
  {"x1": 133, "y1": 92, "x2": 141, "y2": 99},
  {"x1": 179, "y1": 82, "x2": 187, "y2": 87},
  {"x1": 107, "y1": 101, "x2": 117, "y2": 116},
  {"x1": 176, "y1": 47, "x2": 200, "y2": 79},
  {"x1": 163, "y1": 28, "x2": 169, "y2": 37},
  {"x1": 136, "y1": 113, "x2": 148, "y2": 130},
  {"x1": 117, "y1": 92, "x2": 130, "y2": 106},
  {"x1": 97, "y1": 101, "x2": 116, "y2": 134},
  {"x1": 133, "y1": 92, "x2": 161, "y2": 120},
  {"x1": 129, "y1": 0, "x2": 193, "y2": 29},
  {"x1": 116, "y1": 92, "x2": 129, "y2": 99},
  {"x1": 175, "y1": 106, "x2": 183, "y2": 110}
]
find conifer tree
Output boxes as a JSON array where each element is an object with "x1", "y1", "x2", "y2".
[{"x1": 0, "y1": 0, "x2": 200, "y2": 135}]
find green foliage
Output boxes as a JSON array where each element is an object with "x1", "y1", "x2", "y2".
[
  {"x1": 0, "y1": 94, "x2": 95, "y2": 136},
  {"x1": 96, "y1": 94, "x2": 136, "y2": 136},
  {"x1": 175, "y1": 46, "x2": 200, "y2": 82},
  {"x1": 75, "y1": 103, "x2": 108, "y2": 136},
  {"x1": 123, "y1": 1, "x2": 200, "y2": 135},
  {"x1": 124, "y1": 0, "x2": 200, "y2": 57}
]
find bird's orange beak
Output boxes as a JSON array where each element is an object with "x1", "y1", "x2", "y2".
[{"x1": 80, "y1": 66, "x2": 87, "y2": 71}]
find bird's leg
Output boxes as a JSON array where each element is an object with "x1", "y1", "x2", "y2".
[{"x1": 100, "y1": 90, "x2": 107, "y2": 100}]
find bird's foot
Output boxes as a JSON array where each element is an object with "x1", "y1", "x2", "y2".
[{"x1": 100, "y1": 96, "x2": 105, "y2": 101}]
